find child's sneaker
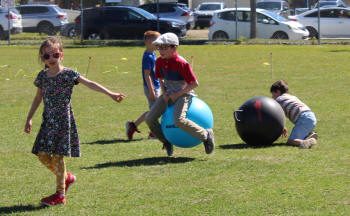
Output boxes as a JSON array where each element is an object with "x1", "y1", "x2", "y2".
[
  {"x1": 300, "y1": 138, "x2": 317, "y2": 149},
  {"x1": 65, "y1": 172, "x2": 76, "y2": 193},
  {"x1": 203, "y1": 129, "x2": 215, "y2": 154},
  {"x1": 41, "y1": 192, "x2": 66, "y2": 206},
  {"x1": 162, "y1": 141, "x2": 173, "y2": 156},
  {"x1": 148, "y1": 131, "x2": 157, "y2": 139},
  {"x1": 125, "y1": 121, "x2": 140, "y2": 140},
  {"x1": 306, "y1": 131, "x2": 318, "y2": 140}
]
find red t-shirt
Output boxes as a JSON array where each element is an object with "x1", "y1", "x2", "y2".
[{"x1": 155, "y1": 54, "x2": 197, "y2": 83}]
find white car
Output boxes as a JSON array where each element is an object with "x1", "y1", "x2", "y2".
[
  {"x1": 209, "y1": 8, "x2": 309, "y2": 40},
  {"x1": 16, "y1": 4, "x2": 68, "y2": 35},
  {"x1": 193, "y1": 2, "x2": 225, "y2": 28},
  {"x1": 288, "y1": 7, "x2": 350, "y2": 38},
  {"x1": 0, "y1": 7, "x2": 22, "y2": 40}
]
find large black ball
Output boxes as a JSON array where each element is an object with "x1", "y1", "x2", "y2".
[{"x1": 234, "y1": 96, "x2": 285, "y2": 146}]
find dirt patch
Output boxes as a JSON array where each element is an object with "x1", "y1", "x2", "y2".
[{"x1": 186, "y1": 29, "x2": 209, "y2": 39}]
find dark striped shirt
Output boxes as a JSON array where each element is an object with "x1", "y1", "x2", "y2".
[{"x1": 276, "y1": 93, "x2": 311, "y2": 123}]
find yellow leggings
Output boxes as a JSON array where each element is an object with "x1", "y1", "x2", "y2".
[{"x1": 37, "y1": 152, "x2": 66, "y2": 195}]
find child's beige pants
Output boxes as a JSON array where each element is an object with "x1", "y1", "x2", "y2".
[{"x1": 145, "y1": 94, "x2": 208, "y2": 144}]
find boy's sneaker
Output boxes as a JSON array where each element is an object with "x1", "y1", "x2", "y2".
[
  {"x1": 125, "y1": 121, "x2": 140, "y2": 140},
  {"x1": 162, "y1": 141, "x2": 173, "y2": 157},
  {"x1": 306, "y1": 131, "x2": 318, "y2": 140},
  {"x1": 300, "y1": 138, "x2": 317, "y2": 149},
  {"x1": 148, "y1": 132, "x2": 157, "y2": 139},
  {"x1": 203, "y1": 129, "x2": 215, "y2": 154},
  {"x1": 65, "y1": 172, "x2": 76, "y2": 193},
  {"x1": 41, "y1": 192, "x2": 66, "y2": 206}
]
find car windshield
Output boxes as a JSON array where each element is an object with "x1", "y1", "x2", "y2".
[
  {"x1": 263, "y1": 10, "x2": 287, "y2": 22},
  {"x1": 257, "y1": 2, "x2": 281, "y2": 10},
  {"x1": 199, "y1": 4, "x2": 221, "y2": 11},
  {"x1": 133, "y1": 7, "x2": 156, "y2": 19}
]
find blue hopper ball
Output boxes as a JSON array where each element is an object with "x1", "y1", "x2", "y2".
[{"x1": 161, "y1": 97, "x2": 214, "y2": 148}]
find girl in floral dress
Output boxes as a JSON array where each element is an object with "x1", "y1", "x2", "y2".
[{"x1": 24, "y1": 37, "x2": 126, "y2": 206}]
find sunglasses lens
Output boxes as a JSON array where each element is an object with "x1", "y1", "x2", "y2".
[
  {"x1": 52, "y1": 53, "x2": 60, "y2": 58},
  {"x1": 43, "y1": 53, "x2": 60, "y2": 60},
  {"x1": 43, "y1": 54, "x2": 50, "y2": 60}
]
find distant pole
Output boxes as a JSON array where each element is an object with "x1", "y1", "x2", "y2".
[
  {"x1": 80, "y1": 0, "x2": 83, "y2": 42},
  {"x1": 317, "y1": 0, "x2": 320, "y2": 45},
  {"x1": 235, "y1": 0, "x2": 238, "y2": 40},
  {"x1": 7, "y1": 7, "x2": 10, "y2": 45},
  {"x1": 250, "y1": 0, "x2": 257, "y2": 39},
  {"x1": 156, "y1": 0, "x2": 160, "y2": 32}
]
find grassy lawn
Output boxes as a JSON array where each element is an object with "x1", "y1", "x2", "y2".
[{"x1": 0, "y1": 44, "x2": 349, "y2": 215}]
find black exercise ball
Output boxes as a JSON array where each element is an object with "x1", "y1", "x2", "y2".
[{"x1": 233, "y1": 96, "x2": 285, "y2": 146}]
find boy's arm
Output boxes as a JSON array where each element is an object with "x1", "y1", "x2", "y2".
[
  {"x1": 144, "y1": 69, "x2": 156, "y2": 101},
  {"x1": 77, "y1": 75, "x2": 126, "y2": 102},
  {"x1": 169, "y1": 80, "x2": 199, "y2": 102},
  {"x1": 24, "y1": 88, "x2": 43, "y2": 134}
]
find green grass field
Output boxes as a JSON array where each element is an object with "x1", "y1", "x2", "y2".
[{"x1": 0, "y1": 44, "x2": 349, "y2": 215}]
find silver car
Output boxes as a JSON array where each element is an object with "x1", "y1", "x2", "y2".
[
  {"x1": 16, "y1": 4, "x2": 68, "y2": 35},
  {"x1": 0, "y1": 7, "x2": 22, "y2": 40},
  {"x1": 139, "y1": 2, "x2": 194, "y2": 29}
]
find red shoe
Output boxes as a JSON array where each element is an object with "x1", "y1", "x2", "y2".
[
  {"x1": 65, "y1": 172, "x2": 76, "y2": 193},
  {"x1": 125, "y1": 121, "x2": 140, "y2": 140},
  {"x1": 41, "y1": 192, "x2": 66, "y2": 206}
]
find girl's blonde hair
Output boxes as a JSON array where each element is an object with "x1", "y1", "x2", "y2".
[{"x1": 38, "y1": 36, "x2": 63, "y2": 63}]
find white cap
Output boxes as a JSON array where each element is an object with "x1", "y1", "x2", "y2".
[{"x1": 152, "y1": 32, "x2": 179, "y2": 46}]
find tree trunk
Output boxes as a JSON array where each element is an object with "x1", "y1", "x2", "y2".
[{"x1": 250, "y1": 0, "x2": 257, "y2": 39}]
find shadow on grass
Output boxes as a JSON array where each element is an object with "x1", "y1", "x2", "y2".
[
  {"x1": 0, "y1": 204, "x2": 48, "y2": 214},
  {"x1": 82, "y1": 157, "x2": 195, "y2": 169},
  {"x1": 220, "y1": 142, "x2": 289, "y2": 150},
  {"x1": 83, "y1": 138, "x2": 144, "y2": 145},
  {"x1": 329, "y1": 49, "x2": 350, "y2": 53}
]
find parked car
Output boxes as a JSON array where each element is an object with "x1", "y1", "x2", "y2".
[
  {"x1": 209, "y1": 8, "x2": 309, "y2": 40},
  {"x1": 16, "y1": 4, "x2": 68, "y2": 35},
  {"x1": 75, "y1": 6, "x2": 187, "y2": 40},
  {"x1": 256, "y1": 0, "x2": 290, "y2": 17},
  {"x1": 193, "y1": 2, "x2": 225, "y2": 29},
  {"x1": 312, "y1": 0, "x2": 347, "y2": 8},
  {"x1": 0, "y1": 7, "x2": 22, "y2": 40},
  {"x1": 288, "y1": 7, "x2": 350, "y2": 38},
  {"x1": 60, "y1": 9, "x2": 80, "y2": 38},
  {"x1": 139, "y1": 2, "x2": 194, "y2": 29}
]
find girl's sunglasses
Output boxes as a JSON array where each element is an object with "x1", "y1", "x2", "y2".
[{"x1": 42, "y1": 52, "x2": 60, "y2": 60}]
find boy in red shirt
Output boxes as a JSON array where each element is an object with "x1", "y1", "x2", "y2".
[{"x1": 145, "y1": 32, "x2": 215, "y2": 156}]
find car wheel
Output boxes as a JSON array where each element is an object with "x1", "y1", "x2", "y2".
[
  {"x1": 62, "y1": 24, "x2": 76, "y2": 38},
  {"x1": 272, "y1": 31, "x2": 289, "y2": 40},
  {"x1": 87, "y1": 32, "x2": 100, "y2": 40},
  {"x1": 306, "y1": 26, "x2": 319, "y2": 39},
  {"x1": 37, "y1": 22, "x2": 55, "y2": 35},
  {"x1": 67, "y1": 27, "x2": 76, "y2": 38},
  {"x1": 212, "y1": 31, "x2": 229, "y2": 40}
]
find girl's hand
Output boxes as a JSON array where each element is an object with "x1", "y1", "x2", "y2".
[
  {"x1": 281, "y1": 127, "x2": 288, "y2": 138},
  {"x1": 24, "y1": 119, "x2": 32, "y2": 134},
  {"x1": 110, "y1": 92, "x2": 126, "y2": 102}
]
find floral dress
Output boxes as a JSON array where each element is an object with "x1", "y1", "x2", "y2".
[{"x1": 32, "y1": 68, "x2": 81, "y2": 157}]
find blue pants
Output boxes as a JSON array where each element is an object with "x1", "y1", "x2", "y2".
[{"x1": 289, "y1": 111, "x2": 317, "y2": 140}]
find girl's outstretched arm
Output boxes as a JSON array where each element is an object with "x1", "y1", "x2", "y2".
[
  {"x1": 78, "y1": 75, "x2": 126, "y2": 102},
  {"x1": 24, "y1": 88, "x2": 43, "y2": 134}
]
